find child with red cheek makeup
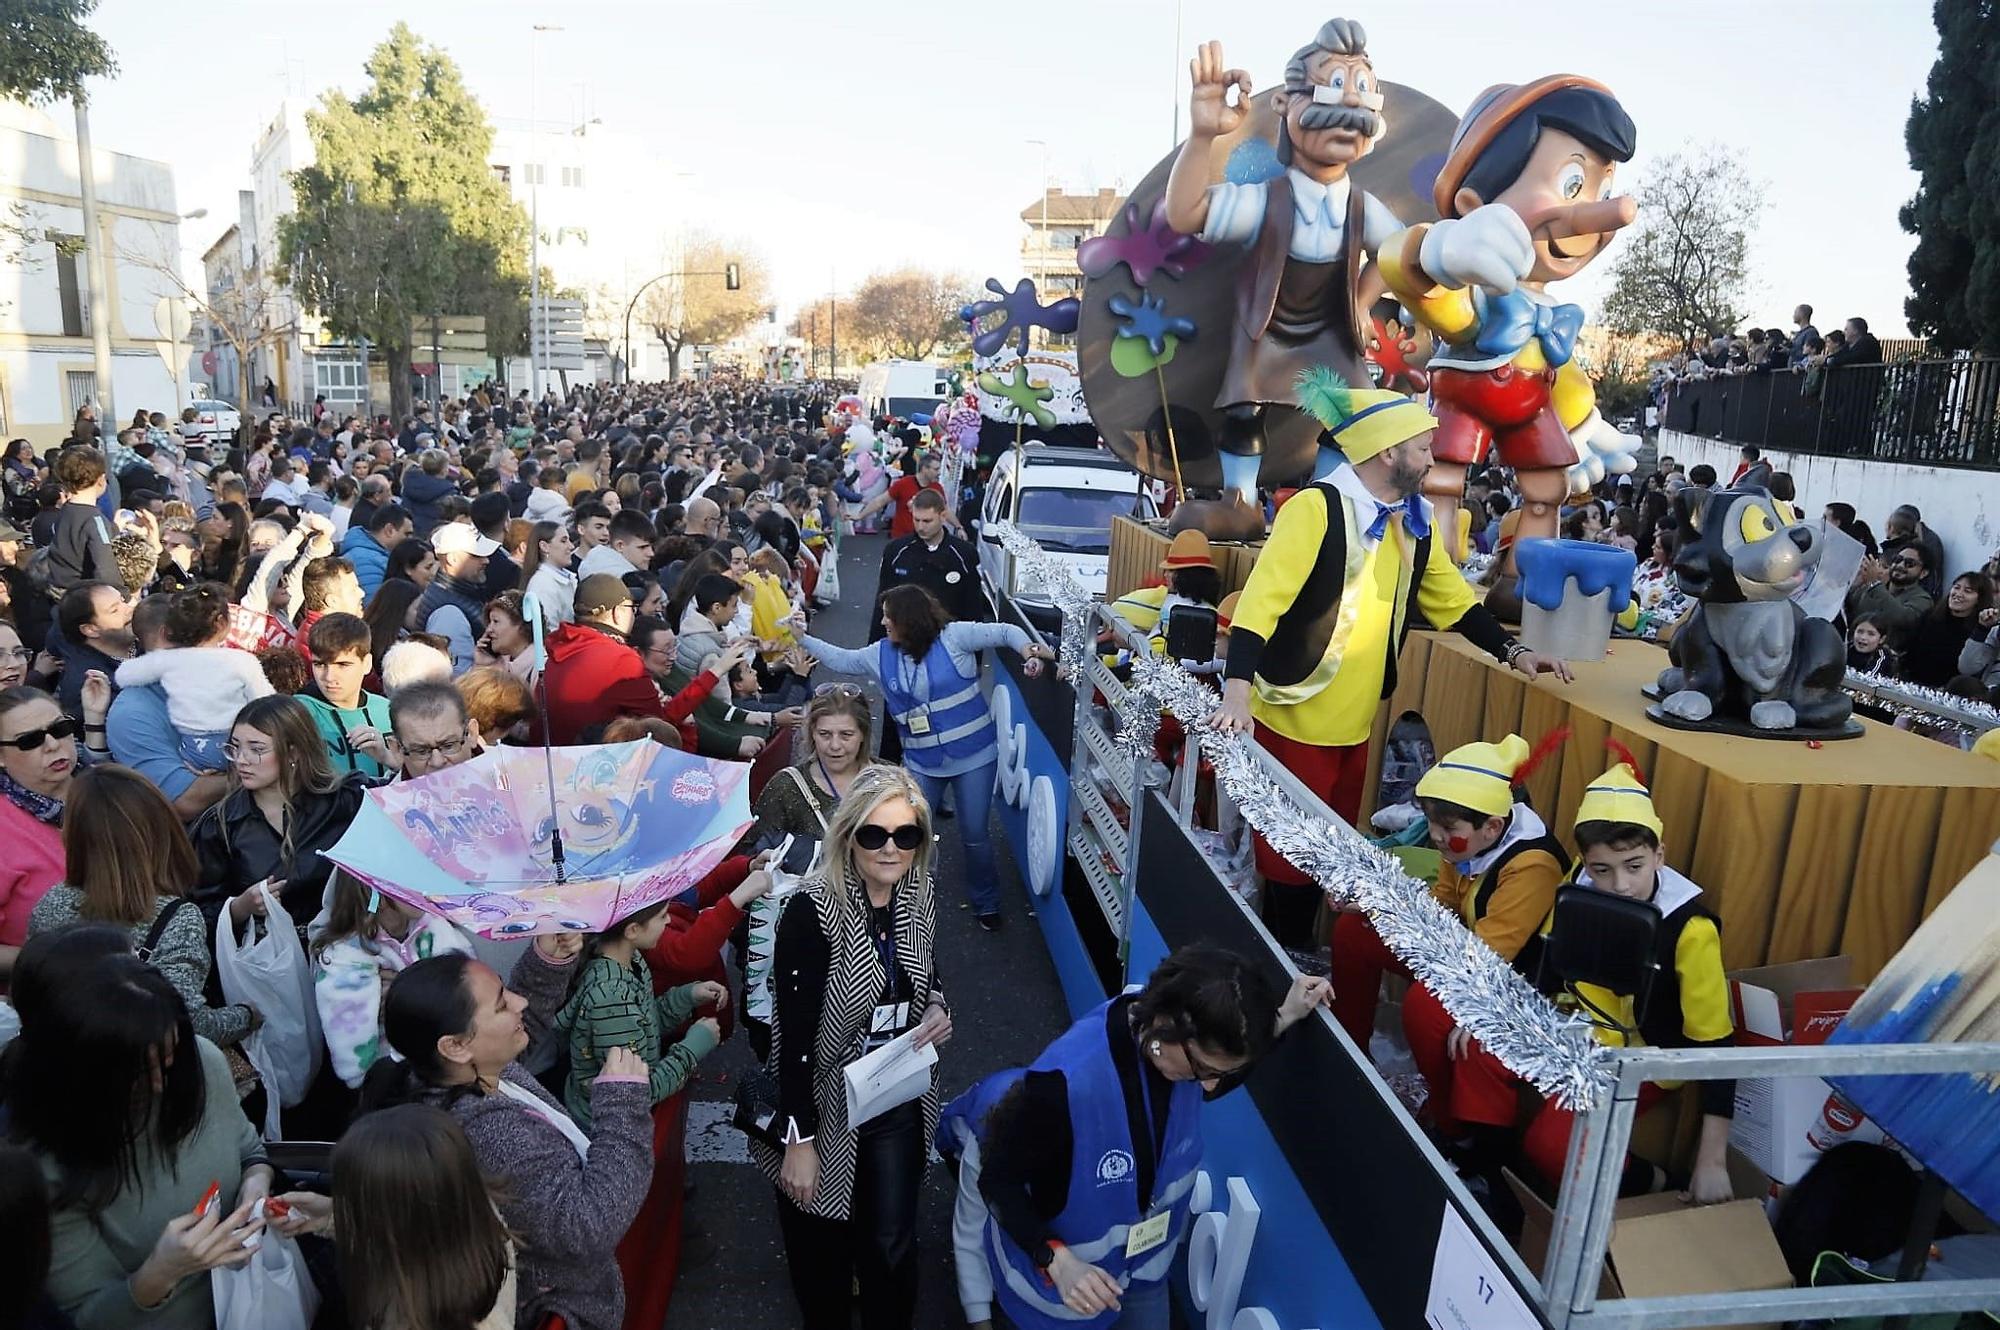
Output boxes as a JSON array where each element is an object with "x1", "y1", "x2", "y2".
[{"x1": 1326, "y1": 732, "x2": 1569, "y2": 1065}]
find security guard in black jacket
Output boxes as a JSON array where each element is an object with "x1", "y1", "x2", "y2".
[{"x1": 871, "y1": 489, "x2": 991, "y2": 632}]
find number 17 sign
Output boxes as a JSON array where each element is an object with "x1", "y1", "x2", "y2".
[{"x1": 1425, "y1": 1204, "x2": 1545, "y2": 1329}]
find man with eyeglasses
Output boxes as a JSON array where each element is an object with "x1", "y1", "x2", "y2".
[
  {"x1": 1880, "y1": 504, "x2": 1946, "y2": 599},
  {"x1": 539, "y1": 574, "x2": 727, "y2": 746},
  {"x1": 1846, "y1": 541, "x2": 1936, "y2": 650},
  {"x1": 683, "y1": 496, "x2": 725, "y2": 551},
  {"x1": 385, "y1": 680, "x2": 484, "y2": 777}
]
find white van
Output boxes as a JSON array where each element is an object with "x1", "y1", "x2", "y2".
[
  {"x1": 978, "y1": 445, "x2": 1156, "y2": 602},
  {"x1": 858, "y1": 360, "x2": 950, "y2": 420}
]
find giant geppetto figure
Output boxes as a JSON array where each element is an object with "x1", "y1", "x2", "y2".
[
  {"x1": 1376, "y1": 76, "x2": 1643, "y2": 601},
  {"x1": 1161, "y1": 18, "x2": 1404, "y2": 540}
]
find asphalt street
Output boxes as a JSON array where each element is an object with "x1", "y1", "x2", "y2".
[{"x1": 662, "y1": 529, "x2": 1074, "y2": 1329}]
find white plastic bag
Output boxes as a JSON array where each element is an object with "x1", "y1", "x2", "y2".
[
  {"x1": 816, "y1": 540, "x2": 842, "y2": 605},
  {"x1": 212, "y1": 1223, "x2": 319, "y2": 1330},
  {"x1": 214, "y1": 884, "x2": 323, "y2": 1137}
]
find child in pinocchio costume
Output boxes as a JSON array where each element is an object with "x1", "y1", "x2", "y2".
[
  {"x1": 1374, "y1": 76, "x2": 1642, "y2": 578},
  {"x1": 1108, "y1": 530, "x2": 1225, "y2": 662},
  {"x1": 1425, "y1": 753, "x2": 1736, "y2": 1205},
  {"x1": 1214, "y1": 371, "x2": 1569, "y2": 942},
  {"x1": 1332, "y1": 733, "x2": 1569, "y2": 1051}
]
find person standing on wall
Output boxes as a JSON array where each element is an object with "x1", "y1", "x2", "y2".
[
  {"x1": 938, "y1": 945, "x2": 1332, "y2": 1330},
  {"x1": 1209, "y1": 376, "x2": 1571, "y2": 947}
]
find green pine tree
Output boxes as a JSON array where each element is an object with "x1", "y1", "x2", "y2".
[
  {"x1": 279, "y1": 23, "x2": 528, "y2": 418},
  {"x1": 1901, "y1": 0, "x2": 2000, "y2": 352}
]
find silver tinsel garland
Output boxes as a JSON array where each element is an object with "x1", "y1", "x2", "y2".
[
  {"x1": 1845, "y1": 668, "x2": 2000, "y2": 737},
  {"x1": 987, "y1": 520, "x2": 1100, "y2": 687},
  {"x1": 989, "y1": 521, "x2": 1616, "y2": 1109}
]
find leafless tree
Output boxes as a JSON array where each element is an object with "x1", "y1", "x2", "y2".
[{"x1": 1602, "y1": 144, "x2": 1764, "y2": 351}]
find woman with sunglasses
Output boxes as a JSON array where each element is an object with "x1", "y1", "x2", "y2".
[
  {"x1": 798, "y1": 584, "x2": 1054, "y2": 931},
  {"x1": 755, "y1": 684, "x2": 875, "y2": 840},
  {"x1": 939, "y1": 946, "x2": 1331, "y2": 1330},
  {"x1": 756, "y1": 765, "x2": 951, "y2": 1330},
  {"x1": 0, "y1": 680, "x2": 109, "y2": 984}
]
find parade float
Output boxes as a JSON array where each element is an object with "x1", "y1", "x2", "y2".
[{"x1": 974, "y1": 14, "x2": 2000, "y2": 1330}]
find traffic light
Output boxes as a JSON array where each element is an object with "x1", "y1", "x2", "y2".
[{"x1": 724, "y1": 263, "x2": 741, "y2": 291}]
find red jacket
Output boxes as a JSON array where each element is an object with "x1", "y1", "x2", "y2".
[
  {"x1": 643, "y1": 854, "x2": 751, "y2": 1040},
  {"x1": 538, "y1": 621, "x2": 718, "y2": 746}
]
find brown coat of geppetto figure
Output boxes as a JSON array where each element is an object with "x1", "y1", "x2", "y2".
[{"x1": 1162, "y1": 18, "x2": 1406, "y2": 541}]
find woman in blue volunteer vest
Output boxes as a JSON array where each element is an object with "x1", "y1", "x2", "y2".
[
  {"x1": 800, "y1": 584, "x2": 1054, "y2": 931},
  {"x1": 939, "y1": 946, "x2": 1332, "y2": 1329}
]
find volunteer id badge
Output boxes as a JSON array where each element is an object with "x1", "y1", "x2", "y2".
[
  {"x1": 1125, "y1": 1210, "x2": 1171, "y2": 1258},
  {"x1": 864, "y1": 1002, "x2": 910, "y2": 1049},
  {"x1": 906, "y1": 710, "x2": 932, "y2": 735}
]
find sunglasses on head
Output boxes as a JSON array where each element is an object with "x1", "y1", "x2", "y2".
[
  {"x1": 853, "y1": 822, "x2": 924, "y2": 851},
  {"x1": 0, "y1": 716, "x2": 80, "y2": 751},
  {"x1": 815, "y1": 682, "x2": 864, "y2": 699}
]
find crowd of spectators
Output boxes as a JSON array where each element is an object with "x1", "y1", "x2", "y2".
[{"x1": 0, "y1": 371, "x2": 1032, "y2": 1330}]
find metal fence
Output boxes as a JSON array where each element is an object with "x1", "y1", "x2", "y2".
[{"x1": 1663, "y1": 357, "x2": 2000, "y2": 469}]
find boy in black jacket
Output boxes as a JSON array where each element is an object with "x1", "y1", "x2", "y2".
[{"x1": 46, "y1": 446, "x2": 124, "y2": 598}]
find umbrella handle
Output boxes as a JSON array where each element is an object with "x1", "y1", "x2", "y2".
[
  {"x1": 519, "y1": 590, "x2": 564, "y2": 881},
  {"x1": 522, "y1": 591, "x2": 549, "y2": 670}
]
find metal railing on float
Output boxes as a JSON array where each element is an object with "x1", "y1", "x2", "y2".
[{"x1": 986, "y1": 519, "x2": 2000, "y2": 1330}]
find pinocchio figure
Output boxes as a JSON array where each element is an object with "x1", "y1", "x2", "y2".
[{"x1": 1376, "y1": 76, "x2": 1643, "y2": 607}]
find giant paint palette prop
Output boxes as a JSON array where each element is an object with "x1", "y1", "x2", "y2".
[{"x1": 1077, "y1": 79, "x2": 1456, "y2": 491}]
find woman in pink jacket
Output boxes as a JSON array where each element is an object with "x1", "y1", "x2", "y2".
[{"x1": 0, "y1": 676, "x2": 109, "y2": 983}]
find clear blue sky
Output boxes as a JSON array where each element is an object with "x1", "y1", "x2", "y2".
[{"x1": 79, "y1": 0, "x2": 1939, "y2": 334}]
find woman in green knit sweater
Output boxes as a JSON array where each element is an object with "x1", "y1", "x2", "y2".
[{"x1": 6, "y1": 929, "x2": 274, "y2": 1330}]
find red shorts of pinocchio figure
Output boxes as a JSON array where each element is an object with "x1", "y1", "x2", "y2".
[{"x1": 1376, "y1": 76, "x2": 1642, "y2": 586}]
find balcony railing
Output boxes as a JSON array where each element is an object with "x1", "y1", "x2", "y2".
[{"x1": 1662, "y1": 357, "x2": 2000, "y2": 470}]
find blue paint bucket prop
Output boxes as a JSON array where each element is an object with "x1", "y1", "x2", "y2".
[{"x1": 1515, "y1": 539, "x2": 1636, "y2": 662}]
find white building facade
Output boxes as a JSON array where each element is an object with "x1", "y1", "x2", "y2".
[
  {"x1": 246, "y1": 99, "x2": 370, "y2": 417},
  {"x1": 0, "y1": 101, "x2": 188, "y2": 447},
  {"x1": 489, "y1": 121, "x2": 698, "y2": 384}
]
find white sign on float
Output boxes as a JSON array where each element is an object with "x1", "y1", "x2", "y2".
[
  {"x1": 992, "y1": 683, "x2": 1061, "y2": 898},
  {"x1": 1424, "y1": 1204, "x2": 1540, "y2": 1329}
]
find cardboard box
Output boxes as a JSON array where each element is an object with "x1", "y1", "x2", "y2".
[
  {"x1": 1727, "y1": 957, "x2": 1882, "y2": 1185},
  {"x1": 1506, "y1": 1164, "x2": 1792, "y2": 1330}
]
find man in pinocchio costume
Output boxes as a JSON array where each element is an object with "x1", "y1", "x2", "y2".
[
  {"x1": 1376, "y1": 75, "x2": 1643, "y2": 595},
  {"x1": 1212, "y1": 372, "x2": 1571, "y2": 939}
]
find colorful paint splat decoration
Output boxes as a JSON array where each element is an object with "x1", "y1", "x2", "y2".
[
  {"x1": 975, "y1": 362, "x2": 1058, "y2": 428},
  {"x1": 960, "y1": 277, "x2": 1082, "y2": 358},
  {"x1": 1076, "y1": 199, "x2": 1212, "y2": 287},
  {"x1": 1107, "y1": 291, "x2": 1197, "y2": 358}
]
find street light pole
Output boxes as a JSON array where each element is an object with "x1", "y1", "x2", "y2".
[
  {"x1": 621, "y1": 267, "x2": 733, "y2": 386},
  {"x1": 74, "y1": 97, "x2": 116, "y2": 428},
  {"x1": 1026, "y1": 138, "x2": 1050, "y2": 341},
  {"x1": 530, "y1": 24, "x2": 562, "y2": 402}
]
